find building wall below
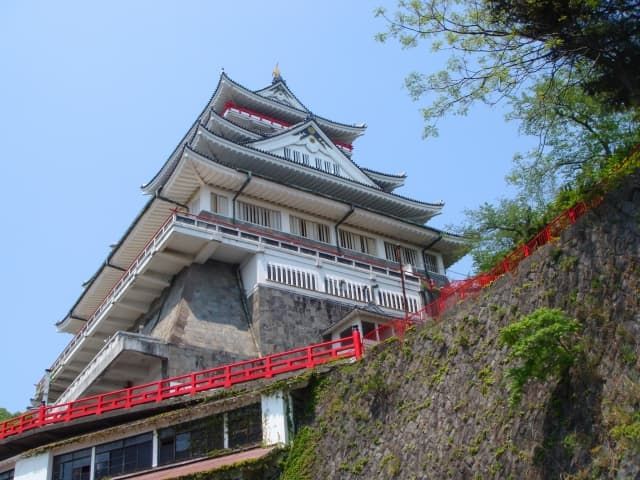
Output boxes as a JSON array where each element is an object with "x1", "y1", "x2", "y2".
[
  {"x1": 14, "y1": 453, "x2": 50, "y2": 480},
  {"x1": 150, "y1": 260, "x2": 259, "y2": 358},
  {"x1": 249, "y1": 285, "x2": 353, "y2": 354}
]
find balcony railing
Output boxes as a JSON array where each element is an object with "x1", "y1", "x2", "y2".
[
  {"x1": 57, "y1": 332, "x2": 171, "y2": 404},
  {"x1": 43, "y1": 210, "x2": 446, "y2": 393},
  {"x1": 4, "y1": 332, "x2": 362, "y2": 442}
]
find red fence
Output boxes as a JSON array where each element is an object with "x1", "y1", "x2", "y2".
[
  {"x1": 0, "y1": 331, "x2": 362, "y2": 441},
  {"x1": 404, "y1": 197, "x2": 602, "y2": 325}
]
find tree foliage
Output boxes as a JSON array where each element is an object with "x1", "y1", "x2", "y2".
[
  {"x1": 499, "y1": 308, "x2": 582, "y2": 405},
  {"x1": 376, "y1": 0, "x2": 640, "y2": 136},
  {"x1": 0, "y1": 408, "x2": 14, "y2": 422},
  {"x1": 458, "y1": 79, "x2": 639, "y2": 271},
  {"x1": 378, "y1": 0, "x2": 640, "y2": 271}
]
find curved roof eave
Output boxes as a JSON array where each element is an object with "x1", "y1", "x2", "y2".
[
  {"x1": 361, "y1": 168, "x2": 407, "y2": 192},
  {"x1": 55, "y1": 196, "x2": 181, "y2": 330},
  {"x1": 143, "y1": 72, "x2": 366, "y2": 195},
  {"x1": 183, "y1": 143, "x2": 444, "y2": 230},
  {"x1": 206, "y1": 108, "x2": 263, "y2": 142},
  {"x1": 141, "y1": 74, "x2": 227, "y2": 194},
  {"x1": 194, "y1": 125, "x2": 443, "y2": 216},
  {"x1": 213, "y1": 73, "x2": 366, "y2": 138}
]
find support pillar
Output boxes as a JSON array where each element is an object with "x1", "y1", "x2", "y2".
[
  {"x1": 14, "y1": 452, "x2": 51, "y2": 480},
  {"x1": 261, "y1": 391, "x2": 291, "y2": 446}
]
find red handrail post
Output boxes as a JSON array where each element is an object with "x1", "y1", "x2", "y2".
[
  {"x1": 224, "y1": 365, "x2": 231, "y2": 388},
  {"x1": 353, "y1": 329, "x2": 363, "y2": 360},
  {"x1": 306, "y1": 347, "x2": 315, "y2": 368},
  {"x1": 190, "y1": 373, "x2": 198, "y2": 395},
  {"x1": 265, "y1": 356, "x2": 273, "y2": 378},
  {"x1": 38, "y1": 404, "x2": 45, "y2": 427},
  {"x1": 156, "y1": 381, "x2": 163, "y2": 402}
]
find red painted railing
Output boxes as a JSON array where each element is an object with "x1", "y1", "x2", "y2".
[
  {"x1": 405, "y1": 197, "x2": 602, "y2": 324},
  {"x1": 0, "y1": 331, "x2": 362, "y2": 441},
  {"x1": 44, "y1": 209, "x2": 431, "y2": 394}
]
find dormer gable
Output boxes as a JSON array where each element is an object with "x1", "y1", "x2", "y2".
[
  {"x1": 246, "y1": 121, "x2": 379, "y2": 188},
  {"x1": 254, "y1": 80, "x2": 308, "y2": 111}
]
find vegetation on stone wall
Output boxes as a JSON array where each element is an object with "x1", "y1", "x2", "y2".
[
  {"x1": 499, "y1": 307, "x2": 583, "y2": 405},
  {"x1": 281, "y1": 170, "x2": 640, "y2": 479}
]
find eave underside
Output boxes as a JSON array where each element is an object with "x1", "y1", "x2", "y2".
[{"x1": 192, "y1": 128, "x2": 441, "y2": 223}]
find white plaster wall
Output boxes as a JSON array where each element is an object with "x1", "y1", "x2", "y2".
[
  {"x1": 240, "y1": 254, "x2": 261, "y2": 294},
  {"x1": 261, "y1": 391, "x2": 290, "y2": 446},
  {"x1": 14, "y1": 453, "x2": 51, "y2": 480}
]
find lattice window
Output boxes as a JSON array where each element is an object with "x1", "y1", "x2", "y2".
[
  {"x1": 94, "y1": 433, "x2": 153, "y2": 480},
  {"x1": 237, "y1": 201, "x2": 281, "y2": 230},
  {"x1": 228, "y1": 403, "x2": 262, "y2": 449},
  {"x1": 325, "y1": 276, "x2": 372, "y2": 303},
  {"x1": 424, "y1": 253, "x2": 439, "y2": 273},
  {"x1": 210, "y1": 193, "x2": 229, "y2": 216},
  {"x1": 377, "y1": 290, "x2": 420, "y2": 312},
  {"x1": 290, "y1": 215, "x2": 331, "y2": 243},
  {"x1": 158, "y1": 416, "x2": 224, "y2": 465},
  {"x1": 53, "y1": 449, "x2": 92, "y2": 480},
  {"x1": 384, "y1": 242, "x2": 419, "y2": 266},
  {"x1": 338, "y1": 229, "x2": 376, "y2": 255},
  {"x1": 267, "y1": 263, "x2": 318, "y2": 291}
]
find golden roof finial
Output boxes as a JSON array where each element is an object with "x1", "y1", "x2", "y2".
[{"x1": 272, "y1": 62, "x2": 281, "y2": 82}]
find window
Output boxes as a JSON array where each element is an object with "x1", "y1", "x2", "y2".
[
  {"x1": 53, "y1": 449, "x2": 91, "y2": 480},
  {"x1": 332, "y1": 163, "x2": 340, "y2": 176},
  {"x1": 237, "y1": 201, "x2": 281, "y2": 230},
  {"x1": 323, "y1": 160, "x2": 332, "y2": 173},
  {"x1": 283, "y1": 147, "x2": 292, "y2": 159},
  {"x1": 424, "y1": 253, "x2": 439, "y2": 273},
  {"x1": 94, "y1": 433, "x2": 153, "y2": 480},
  {"x1": 293, "y1": 150, "x2": 301, "y2": 163},
  {"x1": 338, "y1": 229, "x2": 376, "y2": 255},
  {"x1": 210, "y1": 193, "x2": 229, "y2": 215},
  {"x1": 289, "y1": 215, "x2": 330, "y2": 243},
  {"x1": 315, "y1": 157, "x2": 322, "y2": 169},
  {"x1": 227, "y1": 403, "x2": 262, "y2": 449},
  {"x1": 384, "y1": 242, "x2": 419, "y2": 267},
  {"x1": 0, "y1": 471, "x2": 13, "y2": 480},
  {"x1": 361, "y1": 321, "x2": 376, "y2": 338},
  {"x1": 301, "y1": 153, "x2": 310, "y2": 166},
  {"x1": 158, "y1": 416, "x2": 224, "y2": 465}
]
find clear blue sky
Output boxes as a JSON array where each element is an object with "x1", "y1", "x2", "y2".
[{"x1": 0, "y1": 1, "x2": 534, "y2": 412}]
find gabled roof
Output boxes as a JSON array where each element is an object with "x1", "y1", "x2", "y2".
[
  {"x1": 209, "y1": 73, "x2": 366, "y2": 143},
  {"x1": 191, "y1": 125, "x2": 443, "y2": 223},
  {"x1": 245, "y1": 119, "x2": 379, "y2": 189},
  {"x1": 143, "y1": 72, "x2": 366, "y2": 195},
  {"x1": 254, "y1": 79, "x2": 309, "y2": 111}
]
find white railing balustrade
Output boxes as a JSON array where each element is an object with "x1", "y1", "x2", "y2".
[
  {"x1": 377, "y1": 289, "x2": 420, "y2": 313},
  {"x1": 267, "y1": 263, "x2": 318, "y2": 291},
  {"x1": 325, "y1": 276, "x2": 372, "y2": 303}
]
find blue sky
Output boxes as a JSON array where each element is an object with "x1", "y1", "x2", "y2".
[{"x1": 0, "y1": 1, "x2": 534, "y2": 412}]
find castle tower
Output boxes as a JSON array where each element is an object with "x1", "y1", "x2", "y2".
[{"x1": 37, "y1": 71, "x2": 465, "y2": 406}]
